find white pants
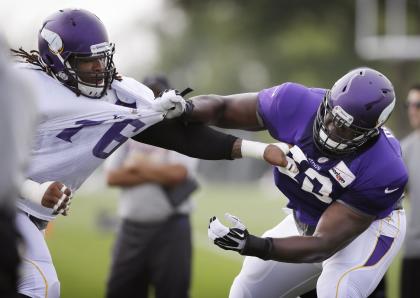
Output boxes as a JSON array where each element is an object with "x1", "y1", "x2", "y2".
[
  {"x1": 230, "y1": 210, "x2": 405, "y2": 298},
  {"x1": 16, "y1": 211, "x2": 60, "y2": 298}
]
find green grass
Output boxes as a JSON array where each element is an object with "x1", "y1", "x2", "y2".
[{"x1": 46, "y1": 184, "x2": 401, "y2": 297}]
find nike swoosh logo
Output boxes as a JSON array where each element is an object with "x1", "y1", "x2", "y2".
[
  {"x1": 233, "y1": 231, "x2": 245, "y2": 238},
  {"x1": 385, "y1": 187, "x2": 399, "y2": 194}
]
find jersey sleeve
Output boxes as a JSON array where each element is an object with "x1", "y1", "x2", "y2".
[
  {"x1": 257, "y1": 83, "x2": 319, "y2": 143},
  {"x1": 113, "y1": 76, "x2": 155, "y2": 108}
]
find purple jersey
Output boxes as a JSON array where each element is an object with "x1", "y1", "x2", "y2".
[{"x1": 258, "y1": 83, "x2": 408, "y2": 226}]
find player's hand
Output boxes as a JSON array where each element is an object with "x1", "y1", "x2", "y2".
[
  {"x1": 152, "y1": 90, "x2": 186, "y2": 119},
  {"x1": 263, "y1": 144, "x2": 298, "y2": 173},
  {"x1": 208, "y1": 213, "x2": 249, "y2": 252},
  {"x1": 41, "y1": 182, "x2": 73, "y2": 216},
  {"x1": 288, "y1": 145, "x2": 310, "y2": 171}
]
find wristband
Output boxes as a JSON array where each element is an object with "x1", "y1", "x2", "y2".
[
  {"x1": 240, "y1": 235, "x2": 273, "y2": 260},
  {"x1": 240, "y1": 140, "x2": 268, "y2": 159},
  {"x1": 20, "y1": 179, "x2": 54, "y2": 205}
]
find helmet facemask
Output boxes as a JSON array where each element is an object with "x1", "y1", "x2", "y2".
[
  {"x1": 313, "y1": 92, "x2": 379, "y2": 157},
  {"x1": 60, "y1": 43, "x2": 116, "y2": 98}
]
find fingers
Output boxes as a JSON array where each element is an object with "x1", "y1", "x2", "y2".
[
  {"x1": 224, "y1": 213, "x2": 246, "y2": 230},
  {"x1": 289, "y1": 145, "x2": 307, "y2": 164},
  {"x1": 208, "y1": 216, "x2": 229, "y2": 238},
  {"x1": 42, "y1": 182, "x2": 73, "y2": 216},
  {"x1": 52, "y1": 192, "x2": 66, "y2": 212},
  {"x1": 169, "y1": 95, "x2": 183, "y2": 103},
  {"x1": 285, "y1": 156, "x2": 298, "y2": 174},
  {"x1": 60, "y1": 203, "x2": 71, "y2": 216},
  {"x1": 208, "y1": 215, "x2": 248, "y2": 252}
]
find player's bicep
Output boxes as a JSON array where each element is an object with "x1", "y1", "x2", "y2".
[
  {"x1": 313, "y1": 201, "x2": 374, "y2": 254},
  {"x1": 190, "y1": 93, "x2": 262, "y2": 130},
  {"x1": 221, "y1": 93, "x2": 262, "y2": 130}
]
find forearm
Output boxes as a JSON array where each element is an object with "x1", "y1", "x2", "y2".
[
  {"x1": 187, "y1": 93, "x2": 263, "y2": 129},
  {"x1": 138, "y1": 164, "x2": 188, "y2": 187},
  {"x1": 243, "y1": 235, "x2": 338, "y2": 263},
  {"x1": 270, "y1": 236, "x2": 336, "y2": 263},
  {"x1": 107, "y1": 169, "x2": 148, "y2": 187},
  {"x1": 132, "y1": 119, "x2": 238, "y2": 160},
  {"x1": 133, "y1": 119, "x2": 290, "y2": 167}
]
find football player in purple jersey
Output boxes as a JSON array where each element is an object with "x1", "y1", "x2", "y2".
[{"x1": 185, "y1": 68, "x2": 407, "y2": 297}]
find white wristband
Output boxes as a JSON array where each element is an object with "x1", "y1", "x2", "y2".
[
  {"x1": 20, "y1": 179, "x2": 54, "y2": 205},
  {"x1": 241, "y1": 140, "x2": 268, "y2": 159}
]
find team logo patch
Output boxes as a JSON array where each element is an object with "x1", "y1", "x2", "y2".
[
  {"x1": 328, "y1": 161, "x2": 355, "y2": 188},
  {"x1": 40, "y1": 28, "x2": 64, "y2": 54}
]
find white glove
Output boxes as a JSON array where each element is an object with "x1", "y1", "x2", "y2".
[
  {"x1": 289, "y1": 145, "x2": 308, "y2": 164},
  {"x1": 208, "y1": 213, "x2": 248, "y2": 252},
  {"x1": 151, "y1": 90, "x2": 186, "y2": 119}
]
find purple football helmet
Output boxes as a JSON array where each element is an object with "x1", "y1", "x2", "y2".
[
  {"x1": 313, "y1": 67, "x2": 396, "y2": 156},
  {"x1": 38, "y1": 8, "x2": 115, "y2": 98}
]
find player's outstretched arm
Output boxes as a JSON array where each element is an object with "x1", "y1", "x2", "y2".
[
  {"x1": 132, "y1": 119, "x2": 292, "y2": 169},
  {"x1": 185, "y1": 93, "x2": 264, "y2": 130},
  {"x1": 209, "y1": 201, "x2": 374, "y2": 263}
]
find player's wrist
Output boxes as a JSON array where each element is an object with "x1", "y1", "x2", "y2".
[
  {"x1": 241, "y1": 140, "x2": 290, "y2": 160},
  {"x1": 240, "y1": 140, "x2": 269, "y2": 159},
  {"x1": 184, "y1": 100, "x2": 194, "y2": 115},
  {"x1": 179, "y1": 100, "x2": 195, "y2": 122},
  {"x1": 20, "y1": 179, "x2": 54, "y2": 205},
  {"x1": 240, "y1": 235, "x2": 273, "y2": 260}
]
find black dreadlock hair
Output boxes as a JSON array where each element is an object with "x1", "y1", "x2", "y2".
[
  {"x1": 10, "y1": 47, "x2": 122, "y2": 82},
  {"x1": 10, "y1": 48, "x2": 52, "y2": 74}
]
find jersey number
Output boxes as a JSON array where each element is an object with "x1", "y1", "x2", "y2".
[
  {"x1": 278, "y1": 166, "x2": 333, "y2": 203},
  {"x1": 56, "y1": 119, "x2": 145, "y2": 159}
]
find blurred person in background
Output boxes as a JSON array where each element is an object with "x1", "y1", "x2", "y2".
[
  {"x1": 185, "y1": 67, "x2": 407, "y2": 298},
  {"x1": 105, "y1": 76, "x2": 199, "y2": 298},
  {"x1": 0, "y1": 35, "x2": 37, "y2": 297},
  {"x1": 400, "y1": 84, "x2": 420, "y2": 298},
  {"x1": 12, "y1": 8, "x2": 290, "y2": 298}
]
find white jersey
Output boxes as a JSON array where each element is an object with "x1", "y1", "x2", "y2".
[{"x1": 16, "y1": 65, "x2": 164, "y2": 221}]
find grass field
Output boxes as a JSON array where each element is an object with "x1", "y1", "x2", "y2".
[{"x1": 46, "y1": 183, "x2": 402, "y2": 298}]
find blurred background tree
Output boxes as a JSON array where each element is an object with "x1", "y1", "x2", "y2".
[
  {"x1": 141, "y1": 0, "x2": 420, "y2": 138},
  {"x1": 121, "y1": 0, "x2": 420, "y2": 181}
]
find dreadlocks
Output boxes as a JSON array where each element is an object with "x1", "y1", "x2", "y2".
[
  {"x1": 10, "y1": 48, "x2": 52, "y2": 75},
  {"x1": 10, "y1": 48, "x2": 122, "y2": 82}
]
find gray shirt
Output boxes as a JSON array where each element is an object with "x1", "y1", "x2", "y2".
[
  {"x1": 0, "y1": 36, "x2": 37, "y2": 209},
  {"x1": 105, "y1": 140, "x2": 199, "y2": 223},
  {"x1": 402, "y1": 131, "x2": 420, "y2": 257}
]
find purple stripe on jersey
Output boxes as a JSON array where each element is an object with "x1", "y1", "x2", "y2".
[{"x1": 364, "y1": 235, "x2": 394, "y2": 267}]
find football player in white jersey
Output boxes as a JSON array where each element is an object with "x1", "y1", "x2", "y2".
[{"x1": 12, "y1": 8, "x2": 291, "y2": 298}]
